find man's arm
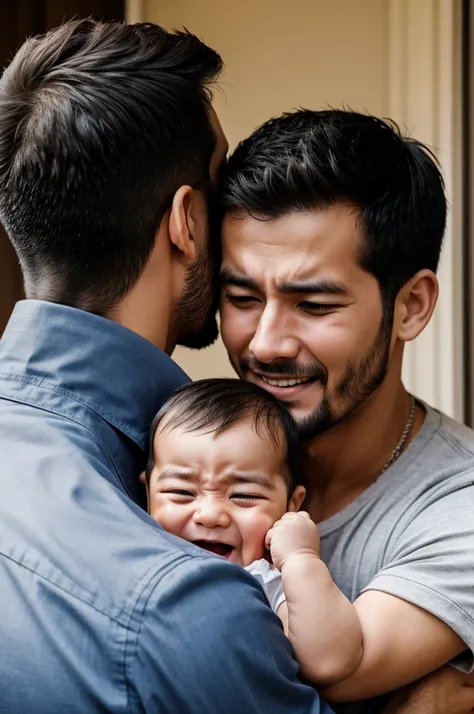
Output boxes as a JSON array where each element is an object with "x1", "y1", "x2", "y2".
[
  {"x1": 132, "y1": 554, "x2": 334, "y2": 714},
  {"x1": 271, "y1": 517, "x2": 465, "y2": 700},
  {"x1": 321, "y1": 590, "x2": 466, "y2": 702},
  {"x1": 322, "y1": 486, "x2": 474, "y2": 702},
  {"x1": 382, "y1": 666, "x2": 474, "y2": 714}
]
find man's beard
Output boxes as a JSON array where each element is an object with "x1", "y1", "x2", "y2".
[
  {"x1": 174, "y1": 247, "x2": 219, "y2": 350},
  {"x1": 230, "y1": 309, "x2": 393, "y2": 441},
  {"x1": 172, "y1": 187, "x2": 222, "y2": 350},
  {"x1": 175, "y1": 196, "x2": 223, "y2": 350}
]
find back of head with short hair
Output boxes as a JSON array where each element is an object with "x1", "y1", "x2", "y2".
[
  {"x1": 0, "y1": 19, "x2": 223, "y2": 314},
  {"x1": 220, "y1": 109, "x2": 447, "y2": 308},
  {"x1": 147, "y1": 378, "x2": 303, "y2": 494}
]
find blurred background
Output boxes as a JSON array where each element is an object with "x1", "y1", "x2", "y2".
[{"x1": 0, "y1": 0, "x2": 472, "y2": 424}]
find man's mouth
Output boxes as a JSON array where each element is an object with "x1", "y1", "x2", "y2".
[
  {"x1": 192, "y1": 541, "x2": 235, "y2": 559},
  {"x1": 259, "y1": 375, "x2": 315, "y2": 388}
]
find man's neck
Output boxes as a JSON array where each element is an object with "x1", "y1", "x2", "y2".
[
  {"x1": 303, "y1": 378, "x2": 425, "y2": 522},
  {"x1": 108, "y1": 267, "x2": 176, "y2": 353},
  {"x1": 25, "y1": 278, "x2": 175, "y2": 355}
]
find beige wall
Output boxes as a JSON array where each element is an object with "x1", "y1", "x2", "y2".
[{"x1": 144, "y1": 0, "x2": 391, "y2": 380}]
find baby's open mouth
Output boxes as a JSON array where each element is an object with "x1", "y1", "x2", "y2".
[{"x1": 192, "y1": 541, "x2": 235, "y2": 559}]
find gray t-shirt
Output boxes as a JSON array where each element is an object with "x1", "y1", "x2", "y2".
[{"x1": 320, "y1": 403, "x2": 474, "y2": 714}]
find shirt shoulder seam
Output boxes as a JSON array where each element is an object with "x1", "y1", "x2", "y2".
[
  {"x1": 365, "y1": 572, "x2": 474, "y2": 628},
  {"x1": 123, "y1": 553, "x2": 212, "y2": 711},
  {"x1": 436, "y1": 424, "x2": 474, "y2": 460}
]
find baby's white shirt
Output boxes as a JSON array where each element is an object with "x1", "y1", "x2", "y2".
[{"x1": 245, "y1": 558, "x2": 285, "y2": 612}]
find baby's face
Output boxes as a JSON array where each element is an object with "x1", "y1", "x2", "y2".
[{"x1": 148, "y1": 419, "x2": 302, "y2": 566}]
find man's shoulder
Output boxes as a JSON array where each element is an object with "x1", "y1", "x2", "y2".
[
  {"x1": 410, "y1": 403, "x2": 474, "y2": 480},
  {"x1": 386, "y1": 404, "x2": 474, "y2": 535},
  {"x1": 133, "y1": 553, "x2": 282, "y2": 671},
  {"x1": 428, "y1": 404, "x2": 474, "y2": 453}
]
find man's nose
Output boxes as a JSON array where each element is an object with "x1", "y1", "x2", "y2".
[
  {"x1": 249, "y1": 306, "x2": 299, "y2": 364},
  {"x1": 193, "y1": 498, "x2": 231, "y2": 529}
]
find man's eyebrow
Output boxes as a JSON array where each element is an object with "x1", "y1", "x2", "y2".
[
  {"x1": 220, "y1": 268, "x2": 258, "y2": 291},
  {"x1": 220, "y1": 268, "x2": 347, "y2": 296},
  {"x1": 276, "y1": 279, "x2": 347, "y2": 296}
]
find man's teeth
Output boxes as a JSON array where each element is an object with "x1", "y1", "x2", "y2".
[{"x1": 261, "y1": 376, "x2": 311, "y2": 387}]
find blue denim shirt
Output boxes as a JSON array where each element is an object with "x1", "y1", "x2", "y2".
[{"x1": 0, "y1": 300, "x2": 332, "y2": 714}]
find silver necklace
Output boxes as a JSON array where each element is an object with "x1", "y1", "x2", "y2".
[{"x1": 379, "y1": 395, "x2": 416, "y2": 475}]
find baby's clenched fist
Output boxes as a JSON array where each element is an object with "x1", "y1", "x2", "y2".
[{"x1": 265, "y1": 511, "x2": 320, "y2": 570}]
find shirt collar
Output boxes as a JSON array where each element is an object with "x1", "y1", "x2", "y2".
[{"x1": 0, "y1": 300, "x2": 189, "y2": 451}]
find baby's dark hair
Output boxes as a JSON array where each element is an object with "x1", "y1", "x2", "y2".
[{"x1": 147, "y1": 378, "x2": 303, "y2": 495}]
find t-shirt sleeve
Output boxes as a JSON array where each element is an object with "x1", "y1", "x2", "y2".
[
  {"x1": 245, "y1": 558, "x2": 286, "y2": 612},
  {"x1": 133, "y1": 555, "x2": 332, "y2": 714},
  {"x1": 362, "y1": 484, "x2": 474, "y2": 671}
]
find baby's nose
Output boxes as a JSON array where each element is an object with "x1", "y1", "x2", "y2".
[{"x1": 193, "y1": 500, "x2": 231, "y2": 528}]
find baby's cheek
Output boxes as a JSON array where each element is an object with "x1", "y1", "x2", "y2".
[
  {"x1": 241, "y1": 514, "x2": 275, "y2": 560},
  {"x1": 150, "y1": 503, "x2": 185, "y2": 537}
]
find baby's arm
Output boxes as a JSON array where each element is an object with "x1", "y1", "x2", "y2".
[
  {"x1": 268, "y1": 512, "x2": 467, "y2": 701},
  {"x1": 267, "y1": 512, "x2": 363, "y2": 686}
]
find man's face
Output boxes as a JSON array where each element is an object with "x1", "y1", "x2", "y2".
[
  {"x1": 176, "y1": 108, "x2": 228, "y2": 350},
  {"x1": 220, "y1": 204, "x2": 393, "y2": 440}
]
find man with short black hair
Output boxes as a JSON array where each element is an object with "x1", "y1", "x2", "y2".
[
  {"x1": 220, "y1": 109, "x2": 474, "y2": 713},
  {"x1": 0, "y1": 20, "x2": 332, "y2": 714}
]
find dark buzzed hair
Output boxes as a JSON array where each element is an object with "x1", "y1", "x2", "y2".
[
  {"x1": 147, "y1": 378, "x2": 303, "y2": 494},
  {"x1": 221, "y1": 109, "x2": 446, "y2": 309},
  {"x1": 0, "y1": 19, "x2": 223, "y2": 314}
]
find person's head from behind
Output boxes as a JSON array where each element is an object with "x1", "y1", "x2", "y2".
[
  {"x1": 219, "y1": 109, "x2": 446, "y2": 439},
  {"x1": 145, "y1": 378, "x2": 306, "y2": 566},
  {"x1": 0, "y1": 19, "x2": 228, "y2": 352}
]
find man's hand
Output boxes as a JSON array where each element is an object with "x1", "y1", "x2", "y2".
[
  {"x1": 383, "y1": 666, "x2": 474, "y2": 714},
  {"x1": 265, "y1": 511, "x2": 320, "y2": 571}
]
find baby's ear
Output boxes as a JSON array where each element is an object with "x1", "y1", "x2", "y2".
[
  {"x1": 139, "y1": 471, "x2": 150, "y2": 512},
  {"x1": 288, "y1": 485, "x2": 306, "y2": 512}
]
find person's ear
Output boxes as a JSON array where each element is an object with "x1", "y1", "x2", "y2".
[
  {"x1": 394, "y1": 270, "x2": 439, "y2": 343},
  {"x1": 287, "y1": 485, "x2": 306, "y2": 512},
  {"x1": 139, "y1": 471, "x2": 150, "y2": 512},
  {"x1": 168, "y1": 185, "x2": 207, "y2": 265}
]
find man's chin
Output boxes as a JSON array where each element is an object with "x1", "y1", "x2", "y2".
[
  {"x1": 295, "y1": 402, "x2": 336, "y2": 441},
  {"x1": 177, "y1": 317, "x2": 219, "y2": 350}
]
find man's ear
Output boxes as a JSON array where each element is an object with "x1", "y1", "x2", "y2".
[
  {"x1": 394, "y1": 269, "x2": 439, "y2": 343},
  {"x1": 168, "y1": 185, "x2": 207, "y2": 264},
  {"x1": 287, "y1": 485, "x2": 306, "y2": 512}
]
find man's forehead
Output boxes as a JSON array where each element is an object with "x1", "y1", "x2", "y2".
[
  {"x1": 221, "y1": 205, "x2": 362, "y2": 283},
  {"x1": 222, "y1": 204, "x2": 361, "y2": 240}
]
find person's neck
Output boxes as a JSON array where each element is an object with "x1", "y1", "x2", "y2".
[
  {"x1": 26, "y1": 228, "x2": 179, "y2": 354},
  {"x1": 302, "y1": 373, "x2": 425, "y2": 523},
  {"x1": 107, "y1": 239, "x2": 178, "y2": 354},
  {"x1": 110, "y1": 280, "x2": 175, "y2": 354}
]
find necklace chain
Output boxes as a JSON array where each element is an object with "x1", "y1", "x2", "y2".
[{"x1": 379, "y1": 395, "x2": 416, "y2": 475}]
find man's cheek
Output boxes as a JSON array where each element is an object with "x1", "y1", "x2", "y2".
[
  {"x1": 222, "y1": 314, "x2": 254, "y2": 353},
  {"x1": 219, "y1": 312, "x2": 235, "y2": 350}
]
